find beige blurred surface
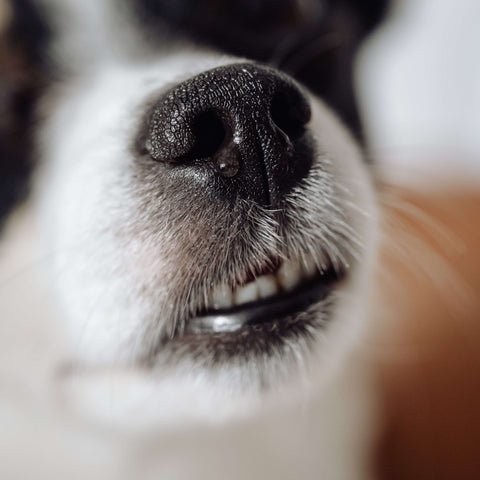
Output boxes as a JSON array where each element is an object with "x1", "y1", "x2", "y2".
[{"x1": 373, "y1": 184, "x2": 480, "y2": 479}]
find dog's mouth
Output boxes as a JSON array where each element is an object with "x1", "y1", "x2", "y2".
[{"x1": 184, "y1": 256, "x2": 345, "y2": 336}]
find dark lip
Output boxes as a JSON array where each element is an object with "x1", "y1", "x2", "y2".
[{"x1": 184, "y1": 266, "x2": 343, "y2": 335}]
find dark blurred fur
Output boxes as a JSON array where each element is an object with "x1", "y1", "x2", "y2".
[{"x1": 0, "y1": 0, "x2": 50, "y2": 228}]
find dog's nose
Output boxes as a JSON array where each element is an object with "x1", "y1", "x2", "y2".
[{"x1": 141, "y1": 63, "x2": 314, "y2": 206}]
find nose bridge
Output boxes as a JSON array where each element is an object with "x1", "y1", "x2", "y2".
[{"x1": 205, "y1": 63, "x2": 275, "y2": 111}]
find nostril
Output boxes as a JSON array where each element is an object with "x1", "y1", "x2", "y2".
[
  {"x1": 186, "y1": 109, "x2": 227, "y2": 162},
  {"x1": 269, "y1": 88, "x2": 311, "y2": 140}
]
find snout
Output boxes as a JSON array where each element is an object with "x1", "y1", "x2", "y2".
[
  {"x1": 138, "y1": 63, "x2": 315, "y2": 207},
  {"x1": 42, "y1": 55, "x2": 375, "y2": 368}
]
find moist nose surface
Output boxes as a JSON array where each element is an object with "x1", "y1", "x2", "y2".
[{"x1": 142, "y1": 63, "x2": 314, "y2": 206}]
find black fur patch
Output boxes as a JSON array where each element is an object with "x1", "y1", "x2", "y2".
[{"x1": 0, "y1": 0, "x2": 51, "y2": 228}]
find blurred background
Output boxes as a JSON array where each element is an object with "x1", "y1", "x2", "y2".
[
  {"x1": 359, "y1": 1, "x2": 480, "y2": 478},
  {"x1": 359, "y1": 0, "x2": 480, "y2": 181}
]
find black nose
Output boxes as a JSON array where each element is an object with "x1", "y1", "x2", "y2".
[{"x1": 140, "y1": 63, "x2": 314, "y2": 206}]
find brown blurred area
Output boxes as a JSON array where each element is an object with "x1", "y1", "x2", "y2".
[{"x1": 373, "y1": 185, "x2": 480, "y2": 479}]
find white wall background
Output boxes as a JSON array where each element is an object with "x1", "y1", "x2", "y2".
[{"x1": 357, "y1": 0, "x2": 480, "y2": 176}]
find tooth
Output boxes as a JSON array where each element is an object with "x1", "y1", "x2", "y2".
[
  {"x1": 256, "y1": 275, "x2": 278, "y2": 299},
  {"x1": 211, "y1": 284, "x2": 233, "y2": 310},
  {"x1": 302, "y1": 256, "x2": 317, "y2": 280},
  {"x1": 234, "y1": 282, "x2": 259, "y2": 306},
  {"x1": 277, "y1": 261, "x2": 301, "y2": 292}
]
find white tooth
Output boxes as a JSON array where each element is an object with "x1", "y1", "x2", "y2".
[
  {"x1": 277, "y1": 260, "x2": 301, "y2": 292},
  {"x1": 234, "y1": 281, "x2": 259, "y2": 306},
  {"x1": 256, "y1": 275, "x2": 278, "y2": 299},
  {"x1": 211, "y1": 284, "x2": 233, "y2": 310},
  {"x1": 302, "y1": 256, "x2": 317, "y2": 280}
]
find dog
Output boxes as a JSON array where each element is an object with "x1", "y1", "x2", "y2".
[{"x1": 0, "y1": 0, "x2": 389, "y2": 478}]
